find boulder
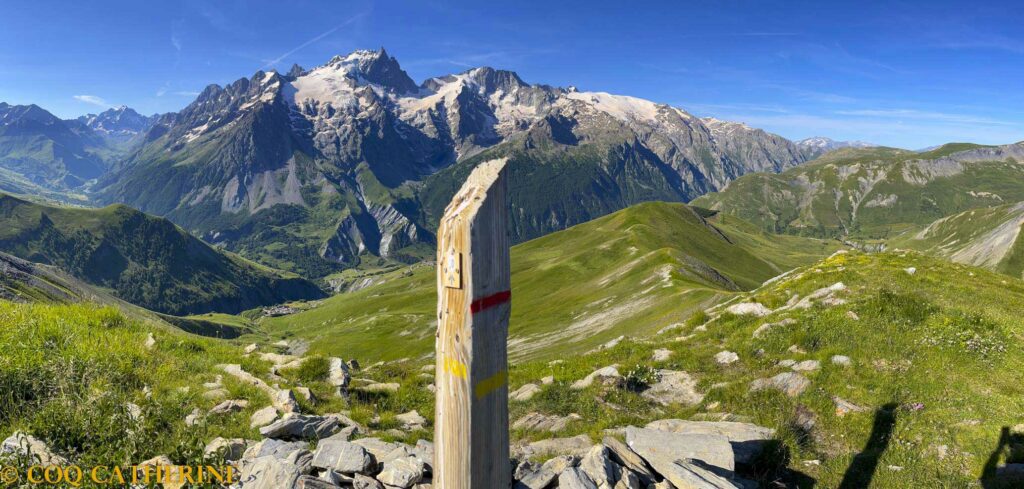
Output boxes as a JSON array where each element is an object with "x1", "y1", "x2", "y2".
[
  {"x1": 749, "y1": 372, "x2": 810, "y2": 397},
  {"x1": 260, "y1": 414, "x2": 340, "y2": 440},
  {"x1": 641, "y1": 370, "x2": 703, "y2": 406},
  {"x1": 511, "y1": 383, "x2": 542, "y2": 401},
  {"x1": 137, "y1": 456, "x2": 184, "y2": 489},
  {"x1": 516, "y1": 455, "x2": 578, "y2": 489},
  {"x1": 541, "y1": 376, "x2": 555, "y2": 385},
  {"x1": 652, "y1": 349, "x2": 673, "y2": 362},
  {"x1": 377, "y1": 450, "x2": 427, "y2": 488},
  {"x1": 559, "y1": 467, "x2": 599, "y2": 489},
  {"x1": 250, "y1": 406, "x2": 279, "y2": 428},
  {"x1": 725, "y1": 302, "x2": 771, "y2": 317},
  {"x1": 329, "y1": 357, "x2": 351, "y2": 396},
  {"x1": 235, "y1": 455, "x2": 301, "y2": 489},
  {"x1": 145, "y1": 333, "x2": 156, "y2": 349},
  {"x1": 602, "y1": 437, "x2": 656, "y2": 485},
  {"x1": 580, "y1": 445, "x2": 620, "y2": 488},
  {"x1": 614, "y1": 469, "x2": 641, "y2": 489},
  {"x1": 1, "y1": 432, "x2": 67, "y2": 465},
  {"x1": 714, "y1": 351, "x2": 739, "y2": 365},
  {"x1": 312, "y1": 439, "x2": 374, "y2": 474},
  {"x1": 571, "y1": 366, "x2": 623, "y2": 390},
  {"x1": 396, "y1": 410, "x2": 427, "y2": 430},
  {"x1": 625, "y1": 426, "x2": 734, "y2": 472},
  {"x1": 204, "y1": 437, "x2": 247, "y2": 461},
  {"x1": 244, "y1": 343, "x2": 259, "y2": 354},
  {"x1": 295, "y1": 387, "x2": 316, "y2": 403},
  {"x1": 643, "y1": 420, "x2": 775, "y2": 465},
  {"x1": 284, "y1": 448, "x2": 314, "y2": 475}
]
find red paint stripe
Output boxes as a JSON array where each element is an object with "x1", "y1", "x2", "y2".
[{"x1": 470, "y1": 290, "x2": 511, "y2": 313}]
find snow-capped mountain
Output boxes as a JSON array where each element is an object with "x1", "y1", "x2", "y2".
[
  {"x1": 797, "y1": 136, "x2": 876, "y2": 158},
  {"x1": 76, "y1": 106, "x2": 159, "y2": 144},
  {"x1": 98, "y1": 48, "x2": 814, "y2": 277}
]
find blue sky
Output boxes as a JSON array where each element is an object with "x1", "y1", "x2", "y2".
[{"x1": 2, "y1": 0, "x2": 1023, "y2": 149}]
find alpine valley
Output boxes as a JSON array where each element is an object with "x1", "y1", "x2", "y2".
[{"x1": 4, "y1": 46, "x2": 1024, "y2": 489}]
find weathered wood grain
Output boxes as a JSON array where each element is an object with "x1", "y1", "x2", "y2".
[{"x1": 435, "y1": 158, "x2": 512, "y2": 489}]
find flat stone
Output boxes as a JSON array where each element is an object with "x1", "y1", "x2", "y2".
[
  {"x1": 659, "y1": 459, "x2": 740, "y2": 489},
  {"x1": 752, "y1": 318, "x2": 797, "y2": 339},
  {"x1": 517, "y1": 455, "x2": 578, "y2": 489},
  {"x1": 295, "y1": 475, "x2": 340, "y2": 489},
  {"x1": 312, "y1": 439, "x2": 373, "y2": 474},
  {"x1": 520, "y1": 435, "x2": 593, "y2": 459},
  {"x1": 541, "y1": 376, "x2": 555, "y2": 385},
  {"x1": 750, "y1": 372, "x2": 810, "y2": 397},
  {"x1": 725, "y1": 302, "x2": 771, "y2": 317},
  {"x1": 243, "y1": 439, "x2": 309, "y2": 460},
  {"x1": 831, "y1": 355, "x2": 852, "y2": 367},
  {"x1": 846, "y1": 311, "x2": 860, "y2": 321},
  {"x1": 244, "y1": 343, "x2": 259, "y2": 354},
  {"x1": 1, "y1": 432, "x2": 67, "y2": 465},
  {"x1": 513, "y1": 412, "x2": 582, "y2": 432},
  {"x1": 571, "y1": 366, "x2": 622, "y2": 390},
  {"x1": 284, "y1": 448, "x2": 314, "y2": 474},
  {"x1": 832, "y1": 396, "x2": 868, "y2": 417},
  {"x1": 204, "y1": 437, "x2": 247, "y2": 461},
  {"x1": 209, "y1": 399, "x2": 249, "y2": 415},
  {"x1": 641, "y1": 370, "x2": 704, "y2": 406},
  {"x1": 652, "y1": 349, "x2": 673, "y2": 362},
  {"x1": 778, "y1": 359, "x2": 796, "y2": 367},
  {"x1": 511, "y1": 383, "x2": 542, "y2": 401},
  {"x1": 559, "y1": 467, "x2": 598, "y2": 489},
  {"x1": 602, "y1": 436, "x2": 656, "y2": 485},
  {"x1": 353, "y1": 473, "x2": 385, "y2": 488},
  {"x1": 714, "y1": 351, "x2": 739, "y2": 365},
  {"x1": 351, "y1": 437, "x2": 400, "y2": 459},
  {"x1": 235, "y1": 455, "x2": 301, "y2": 489},
  {"x1": 791, "y1": 360, "x2": 820, "y2": 372},
  {"x1": 644, "y1": 420, "x2": 775, "y2": 465},
  {"x1": 625, "y1": 426, "x2": 734, "y2": 472},
  {"x1": 396, "y1": 410, "x2": 427, "y2": 430},
  {"x1": 260, "y1": 414, "x2": 340, "y2": 440}
]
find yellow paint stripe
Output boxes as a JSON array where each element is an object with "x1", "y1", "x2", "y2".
[
  {"x1": 474, "y1": 370, "x2": 508, "y2": 399},
  {"x1": 443, "y1": 355, "x2": 467, "y2": 379}
]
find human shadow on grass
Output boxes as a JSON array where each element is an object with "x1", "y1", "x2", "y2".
[
  {"x1": 980, "y1": 426, "x2": 1024, "y2": 488},
  {"x1": 837, "y1": 402, "x2": 898, "y2": 489}
]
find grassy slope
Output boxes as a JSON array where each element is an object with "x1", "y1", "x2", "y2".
[
  {"x1": 0, "y1": 193, "x2": 324, "y2": 315},
  {"x1": 486, "y1": 250, "x2": 1024, "y2": 487},
  {"x1": 258, "y1": 202, "x2": 838, "y2": 362},
  {"x1": 692, "y1": 144, "x2": 1024, "y2": 239},
  {"x1": 893, "y1": 202, "x2": 1024, "y2": 279}
]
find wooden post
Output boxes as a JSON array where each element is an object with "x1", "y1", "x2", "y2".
[{"x1": 435, "y1": 158, "x2": 512, "y2": 489}]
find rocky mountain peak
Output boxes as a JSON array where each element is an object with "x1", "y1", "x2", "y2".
[
  {"x1": 462, "y1": 67, "x2": 528, "y2": 94},
  {"x1": 321, "y1": 48, "x2": 418, "y2": 94}
]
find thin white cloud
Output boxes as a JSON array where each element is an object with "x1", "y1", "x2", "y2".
[
  {"x1": 73, "y1": 95, "x2": 110, "y2": 107},
  {"x1": 835, "y1": 109, "x2": 1015, "y2": 126},
  {"x1": 262, "y1": 14, "x2": 366, "y2": 68},
  {"x1": 173, "y1": 91, "x2": 200, "y2": 97}
]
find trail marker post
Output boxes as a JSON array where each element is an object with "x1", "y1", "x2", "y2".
[{"x1": 434, "y1": 158, "x2": 512, "y2": 489}]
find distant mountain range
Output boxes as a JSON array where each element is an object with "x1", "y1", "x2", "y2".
[
  {"x1": 0, "y1": 49, "x2": 890, "y2": 278},
  {"x1": 796, "y1": 136, "x2": 876, "y2": 158}
]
